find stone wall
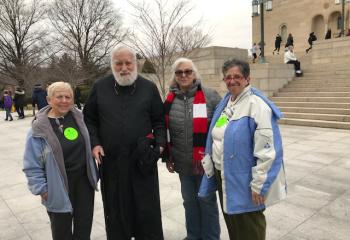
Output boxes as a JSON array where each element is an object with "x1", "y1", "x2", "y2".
[
  {"x1": 142, "y1": 46, "x2": 298, "y2": 98},
  {"x1": 142, "y1": 46, "x2": 248, "y2": 96},
  {"x1": 250, "y1": 63, "x2": 295, "y2": 97},
  {"x1": 312, "y1": 37, "x2": 350, "y2": 66}
]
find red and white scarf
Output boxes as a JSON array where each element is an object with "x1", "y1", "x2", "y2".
[{"x1": 164, "y1": 85, "x2": 207, "y2": 175}]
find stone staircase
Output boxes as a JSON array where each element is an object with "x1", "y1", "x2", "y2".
[
  {"x1": 270, "y1": 59, "x2": 350, "y2": 129},
  {"x1": 266, "y1": 37, "x2": 350, "y2": 129}
]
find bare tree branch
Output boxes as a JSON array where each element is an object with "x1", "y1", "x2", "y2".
[
  {"x1": 0, "y1": 0, "x2": 48, "y2": 86},
  {"x1": 127, "y1": 0, "x2": 210, "y2": 98},
  {"x1": 49, "y1": 0, "x2": 127, "y2": 81},
  {"x1": 172, "y1": 24, "x2": 212, "y2": 54}
]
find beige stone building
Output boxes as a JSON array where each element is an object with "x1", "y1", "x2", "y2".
[{"x1": 252, "y1": 0, "x2": 350, "y2": 55}]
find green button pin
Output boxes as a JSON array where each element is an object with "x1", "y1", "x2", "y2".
[
  {"x1": 215, "y1": 115, "x2": 228, "y2": 128},
  {"x1": 64, "y1": 127, "x2": 78, "y2": 141}
]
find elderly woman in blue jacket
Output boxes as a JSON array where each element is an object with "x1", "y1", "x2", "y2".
[
  {"x1": 200, "y1": 59, "x2": 287, "y2": 240},
  {"x1": 23, "y1": 81, "x2": 98, "y2": 240}
]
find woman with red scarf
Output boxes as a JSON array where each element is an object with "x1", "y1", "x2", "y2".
[{"x1": 164, "y1": 57, "x2": 221, "y2": 240}]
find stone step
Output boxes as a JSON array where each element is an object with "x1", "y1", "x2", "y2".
[
  {"x1": 287, "y1": 82, "x2": 350, "y2": 87},
  {"x1": 275, "y1": 92, "x2": 350, "y2": 97},
  {"x1": 303, "y1": 66, "x2": 350, "y2": 73},
  {"x1": 280, "y1": 87, "x2": 350, "y2": 92},
  {"x1": 283, "y1": 112, "x2": 350, "y2": 122},
  {"x1": 279, "y1": 118, "x2": 350, "y2": 130},
  {"x1": 290, "y1": 79, "x2": 350, "y2": 83},
  {"x1": 270, "y1": 97, "x2": 350, "y2": 103},
  {"x1": 297, "y1": 74, "x2": 350, "y2": 78},
  {"x1": 274, "y1": 101, "x2": 350, "y2": 109},
  {"x1": 279, "y1": 107, "x2": 350, "y2": 115},
  {"x1": 302, "y1": 72, "x2": 350, "y2": 77},
  {"x1": 299, "y1": 77, "x2": 350, "y2": 82}
]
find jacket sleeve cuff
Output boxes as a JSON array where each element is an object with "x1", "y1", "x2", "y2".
[{"x1": 201, "y1": 154, "x2": 215, "y2": 178}]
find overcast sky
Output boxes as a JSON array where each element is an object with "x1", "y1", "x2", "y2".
[{"x1": 112, "y1": 0, "x2": 252, "y2": 50}]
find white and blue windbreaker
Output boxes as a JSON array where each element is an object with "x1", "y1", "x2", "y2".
[{"x1": 199, "y1": 86, "x2": 287, "y2": 214}]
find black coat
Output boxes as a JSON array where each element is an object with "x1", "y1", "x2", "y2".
[
  {"x1": 275, "y1": 36, "x2": 282, "y2": 48},
  {"x1": 74, "y1": 86, "x2": 81, "y2": 101},
  {"x1": 83, "y1": 74, "x2": 166, "y2": 240},
  {"x1": 14, "y1": 89, "x2": 25, "y2": 108},
  {"x1": 308, "y1": 33, "x2": 317, "y2": 45},
  {"x1": 32, "y1": 87, "x2": 48, "y2": 110},
  {"x1": 285, "y1": 36, "x2": 294, "y2": 48}
]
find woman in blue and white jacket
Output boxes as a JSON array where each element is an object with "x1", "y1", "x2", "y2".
[
  {"x1": 23, "y1": 82, "x2": 98, "y2": 240},
  {"x1": 199, "y1": 59, "x2": 287, "y2": 240}
]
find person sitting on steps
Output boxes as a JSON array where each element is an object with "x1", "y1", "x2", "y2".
[{"x1": 284, "y1": 46, "x2": 302, "y2": 77}]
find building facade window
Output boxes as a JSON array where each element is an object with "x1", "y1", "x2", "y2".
[
  {"x1": 337, "y1": 16, "x2": 342, "y2": 29},
  {"x1": 280, "y1": 24, "x2": 288, "y2": 42}
]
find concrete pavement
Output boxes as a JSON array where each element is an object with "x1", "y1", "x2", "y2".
[{"x1": 1, "y1": 112, "x2": 350, "y2": 240}]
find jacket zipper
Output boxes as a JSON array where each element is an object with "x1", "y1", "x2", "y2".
[{"x1": 184, "y1": 96, "x2": 188, "y2": 146}]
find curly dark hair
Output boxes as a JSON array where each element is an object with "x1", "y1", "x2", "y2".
[{"x1": 222, "y1": 59, "x2": 250, "y2": 78}]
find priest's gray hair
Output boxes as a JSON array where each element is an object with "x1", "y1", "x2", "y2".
[{"x1": 110, "y1": 45, "x2": 137, "y2": 63}]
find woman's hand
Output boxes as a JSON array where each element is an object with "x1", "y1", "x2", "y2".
[
  {"x1": 252, "y1": 191, "x2": 265, "y2": 205},
  {"x1": 41, "y1": 192, "x2": 48, "y2": 201}
]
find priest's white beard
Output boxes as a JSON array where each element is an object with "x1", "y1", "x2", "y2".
[{"x1": 112, "y1": 68, "x2": 138, "y2": 86}]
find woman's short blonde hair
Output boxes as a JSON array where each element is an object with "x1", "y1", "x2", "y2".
[{"x1": 47, "y1": 81, "x2": 74, "y2": 99}]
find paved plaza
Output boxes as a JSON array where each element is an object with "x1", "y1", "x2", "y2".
[{"x1": 1, "y1": 111, "x2": 350, "y2": 240}]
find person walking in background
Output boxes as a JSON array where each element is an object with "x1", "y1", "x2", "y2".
[
  {"x1": 251, "y1": 43, "x2": 259, "y2": 63},
  {"x1": 199, "y1": 59, "x2": 287, "y2": 240},
  {"x1": 285, "y1": 33, "x2": 294, "y2": 48},
  {"x1": 273, "y1": 34, "x2": 282, "y2": 55},
  {"x1": 83, "y1": 45, "x2": 166, "y2": 240},
  {"x1": 164, "y1": 57, "x2": 221, "y2": 240},
  {"x1": 74, "y1": 86, "x2": 82, "y2": 110},
  {"x1": 14, "y1": 87, "x2": 25, "y2": 119},
  {"x1": 32, "y1": 83, "x2": 48, "y2": 111},
  {"x1": 23, "y1": 82, "x2": 98, "y2": 240},
  {"x1": 3, "y1": 90, "x2": 13, "y2": 121},
  {"x1": 306, "y1": 32, "x2": 317, "y2": 54},
  {"x1": 284, "y1": 45, "x2": 302, "y2": 76},
  {"x1": 325, "y1": 29, "x2": 332, "y2": 39}
]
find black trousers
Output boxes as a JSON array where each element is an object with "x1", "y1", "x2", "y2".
[
  {"x1": 48, "y1": 170, "x2": 94, "y2": 240},
  {"x1": 273, "y1": 45, "x2": 281, "y2": 52},
  {"x1": 287, "y1": 60, "x2": 301, "y2": 71},
  {"x1": 306, "y1": 44, "x2": 313, "y2": 53},
  {"x1": 215, "y1": 169, "x2": 266, "y2": 240},
  {"x1": 15, "y1": 104, "x2": 24, "y2": 118}
]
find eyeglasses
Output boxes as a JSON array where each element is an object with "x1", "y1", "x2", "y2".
[
  {"x1": 175, "y1": 69, "x2": 193, "y2": 77},
  {"x1": 223, "y1": 74, "x2": 245, "y2": 81}
]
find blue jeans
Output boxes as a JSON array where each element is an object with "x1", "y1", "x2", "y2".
[{"x1": 179, "y1": 174, "x2": 220, "y2": 240}]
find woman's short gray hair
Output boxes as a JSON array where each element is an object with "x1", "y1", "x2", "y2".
[
  {"x1": 47, "y1": 81, "x2": 73, "y2": 99},
  {"x1": 222, "y1": 59, "x2": 250, "y2": 78},
  {"x1": 170, "y1": 57, "x2": 201, "y2": 85}
]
